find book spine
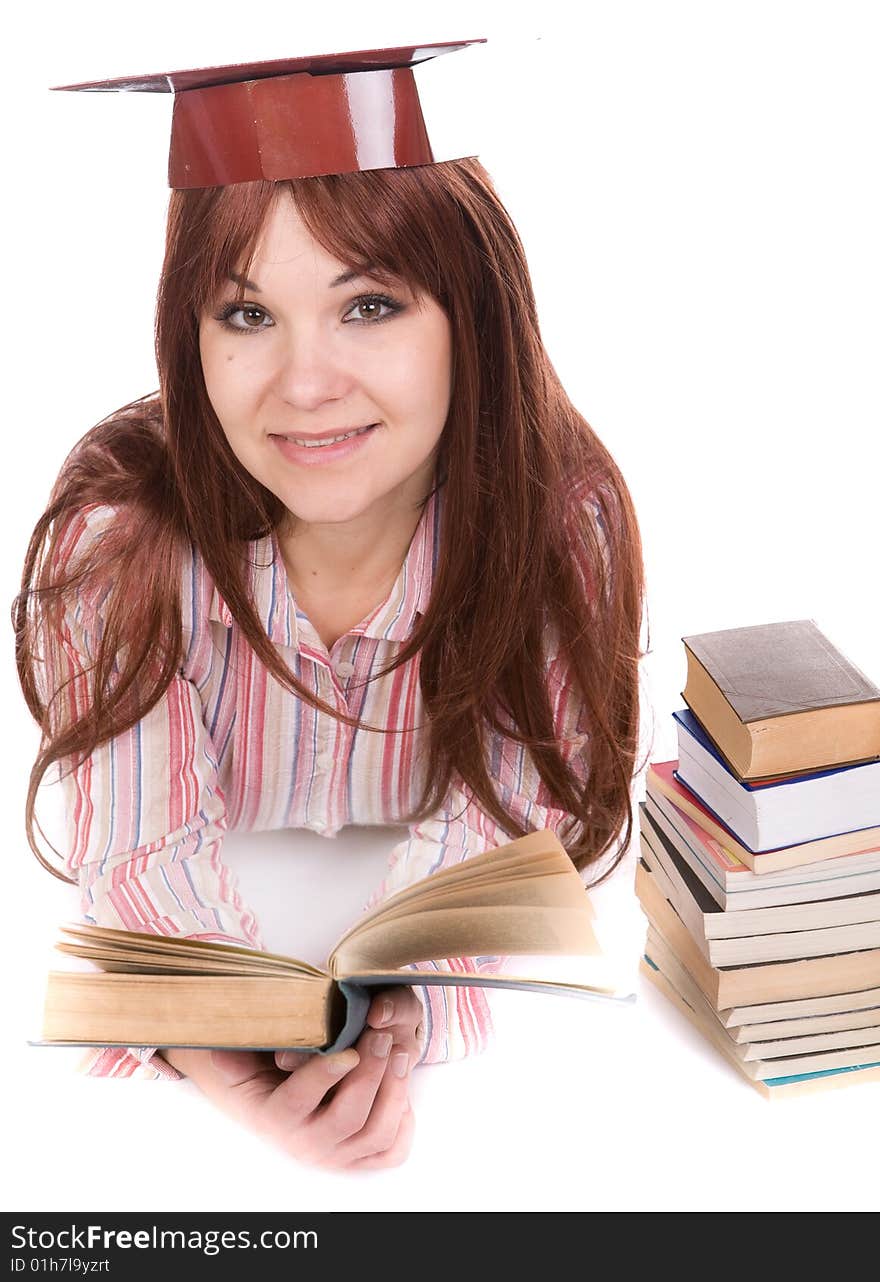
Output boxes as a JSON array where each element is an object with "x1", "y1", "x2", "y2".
[{"x1": 320, "y1": 982, "x2": 372, "y2": 1055}]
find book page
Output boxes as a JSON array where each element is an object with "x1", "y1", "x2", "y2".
[
  {"x1": 332, "y1": 882, "x2": 598, "y2": 975},
  {"x1": 55, "y1": 924, "x2": 329, "y2": 978},
  {"x1": 329, "y1": 830, "x2": 592, "y2": 972},
  {"x1": 336, "y1": 832, "x2": 575, "y2": 931}
]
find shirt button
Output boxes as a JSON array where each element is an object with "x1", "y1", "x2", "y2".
[
  {"x1": 316, "y1": 751, "x2": 333, "y2": 770},
  {"x1": 335, "y1": 660, "x2": 355, "y2": 678}
]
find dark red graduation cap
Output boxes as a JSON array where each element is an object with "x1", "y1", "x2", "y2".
[{"x1": 51, "y1": 40, "x2": 485, "y2": 189}]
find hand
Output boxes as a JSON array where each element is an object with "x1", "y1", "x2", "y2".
[
  {"x1": 164, "y1": 986, "x2": 424, "y2": 1170},
  {"x1": 268, "y1": 985, "x2": 424, "y2": 1169}
]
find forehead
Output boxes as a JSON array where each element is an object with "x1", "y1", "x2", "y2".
[
  {"x1": 240, "y1": 190, "x2": 410, "y2": 298},
  {"x1": 249, "y1": 194, "x2": 333, "y2": 272}
]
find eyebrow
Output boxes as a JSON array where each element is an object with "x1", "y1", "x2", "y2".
[{"x1": 227, "y1": 266, "x2": 379, "y2": 293}]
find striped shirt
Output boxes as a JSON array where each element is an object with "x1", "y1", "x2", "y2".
[{"x1": 47, "y1": 480, "x2": 597, "y2": 1080}]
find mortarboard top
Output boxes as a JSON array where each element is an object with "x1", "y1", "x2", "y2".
[{"x1": 51, "y1": 40, "x2": 486, "y2": 190}]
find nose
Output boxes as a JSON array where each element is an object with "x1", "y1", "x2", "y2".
[{"x1": 271, "y1": 325, "x2": 357, "y2": 412}]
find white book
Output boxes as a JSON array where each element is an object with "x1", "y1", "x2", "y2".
[{"x1": 674, "y1": 708, "x2": 880, "y2": 852}]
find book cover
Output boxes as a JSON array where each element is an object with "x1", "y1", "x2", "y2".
[
  {"x1": 682, "y1": 620, "x2": 880, "y2": 723},
  {"x1": 680, "y1": 620, "x2": 880, "y2": 778}
]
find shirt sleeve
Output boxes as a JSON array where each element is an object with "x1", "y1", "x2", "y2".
[{"x1": 37, "y1": 506, "x2": 264, "y2": 1082}]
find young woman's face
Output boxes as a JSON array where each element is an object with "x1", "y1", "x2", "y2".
[{"x1": 199, "y1": 192, "x2": 453, "y2": 530}]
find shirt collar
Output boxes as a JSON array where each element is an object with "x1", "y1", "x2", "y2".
[{"x1": 207, "y1": 484, "x2": 441, "y2": 649}]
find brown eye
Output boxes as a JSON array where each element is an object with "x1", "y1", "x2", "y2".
[
  {"x1": 346, "y1": 294, "x2": 401, "y2": 324},
  {"x1": 240, "y1": 306, "x2": 267, "y2": 327},
  {"x1": 214, "y1": 303, "x2": 274, "y2": 334}
]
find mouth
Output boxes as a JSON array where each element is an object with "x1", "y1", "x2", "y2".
[
  {"x1": 270, "y1": 423, "x2": 379, "y2": 449},
  {"x1": 268, "y1": 422, "x2": 381, "y2": 466}
]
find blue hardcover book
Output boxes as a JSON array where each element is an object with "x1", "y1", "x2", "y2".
[{"x1": 673, "y1": 708, "x2": 880, "y2": 853}]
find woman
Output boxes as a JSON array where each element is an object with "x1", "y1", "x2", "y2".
[{"x1": 16, "y1": 53, "x2": 646, "y2": 1171}]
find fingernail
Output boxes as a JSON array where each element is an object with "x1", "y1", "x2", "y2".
[
  {"x1": 391, "y1": 1051, "x2": 409, "y2": 1079},
  {"x1": 379, "y1": 999, "x2": 394, "y2": 1025},
  {"x1": 276, "y1": 1051, "x2": 299, "y2": 1070},
  {"x1": 327, "y1": 1050, "x2": 359, "y2": 1076},
  {"x1": 372, "y1": 1032, "x2": 393, "y2": 1059}
]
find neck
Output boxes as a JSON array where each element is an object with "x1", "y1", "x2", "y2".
[{"x1": 278, "y1": 476, "x2": 436, "y2": 600}]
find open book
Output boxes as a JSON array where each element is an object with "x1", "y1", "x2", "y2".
[{"x1": 38, "y1": 830, "x2": 634, "y2": 1054}]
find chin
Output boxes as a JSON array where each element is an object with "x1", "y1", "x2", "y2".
[{"x1": 280, "y1": 490, "x2": 376, "y2": 526}]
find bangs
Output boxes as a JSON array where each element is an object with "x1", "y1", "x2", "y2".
[
  {"x1": 173, "y1": 166, "x2": 463, "y2": 321},
  {"x1": 182, "y1": 179, "x2": 278, "y2": 317},
  {"x1": 289, "y1": 169, "x2": 450, "y2": 303}
]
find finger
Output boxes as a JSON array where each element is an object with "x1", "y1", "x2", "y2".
[
  {"x1": 344, "y1": 1101, "x2": 416, "y2": 1170},
  {"x1": 274, "y1": 1048, "x2": 314, "y2": 1072},
  {"x1": 274, "y1": 1047, "x2": 342, "y2": 1109},
  {"x1": 366, "y1": 987, "x2": 423, "y2": 1032},
  {"x1": 386, "y1": 1023, "x2": 423, "y2": 1064},
  {"x1": 260, "y1": 1048, "x2": 362, "y2": 1132},
  {"x1": 330, "y1": 1043, "x2": 414, "y2": 1164},
  {"x1": 365, "y1": 988, "x2": 425, "y2": 1062},
  {"x1": 304, "y1": 1029, "x2": 397, "y2": 1147}
]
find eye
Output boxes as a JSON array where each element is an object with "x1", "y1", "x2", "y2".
[
  {"x1": 214, "y1": 303, "x2": 274, "y2": 333},
  {"x1": 344, "y1": 294, "x2": 404, "y2": 324}
]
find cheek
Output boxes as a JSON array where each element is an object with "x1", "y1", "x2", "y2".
[
  {"x1": 426, "y1": 330, "x2": 454, "y2": 421},
  {"x1": 391, "y1": 320, "x2": 453, "y2": 418},
  {"x1": 199, "y1": 341, "x2": 253, "y2": 423}
]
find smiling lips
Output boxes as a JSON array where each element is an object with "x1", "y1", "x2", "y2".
[
  {"x1": 269, "y1": 423, "x2": 379, "y2": 465},
  {"x1": 277, "y1": 424, "x2": 377, "y2": 448}
]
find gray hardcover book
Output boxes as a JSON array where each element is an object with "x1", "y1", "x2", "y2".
[{"x1": 682, "y1": 619, "x2": 880, "y2": 723}]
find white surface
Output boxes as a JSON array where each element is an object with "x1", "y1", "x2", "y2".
[{"x1": 3, "y1": 0, "x2": 879, "y2": 1214}]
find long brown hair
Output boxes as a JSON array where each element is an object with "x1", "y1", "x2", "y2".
[{"x1": 15, "y1": 157, "x2": 647, "y2": 884}]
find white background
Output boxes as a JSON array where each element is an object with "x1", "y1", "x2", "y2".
[{"x1": 2, "y1": 0, "x2": 878, "y2": 1213}]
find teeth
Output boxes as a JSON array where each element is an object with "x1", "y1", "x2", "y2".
[{"x1": 287, "y1": 425, "x2": 373, "y2": 448}]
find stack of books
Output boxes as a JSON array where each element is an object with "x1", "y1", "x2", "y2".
[{"x1": 637, "y1": 619, "x2": 880, "y2": 1097}]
